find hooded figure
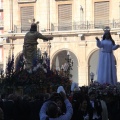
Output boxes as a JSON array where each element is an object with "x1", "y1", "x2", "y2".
[{"x1": 95, "y1": 28, "x2": 119, "y2": 85}]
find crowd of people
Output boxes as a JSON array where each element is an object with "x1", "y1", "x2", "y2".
[{"x1": 0, "y1": 83, "x2": 119, "y2": 120}]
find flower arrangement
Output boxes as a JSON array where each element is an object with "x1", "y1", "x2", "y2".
[
  {"x1": 0, "y1": 51, "x2": 71, "y2": 97},
  {"x1": 88, "y1": 81, "x2": 120, "y2": 97}
]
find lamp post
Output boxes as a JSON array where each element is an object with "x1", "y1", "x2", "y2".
[
  {"x1": 0, "y1": 69, "x2": 4, "y2": 83},
  {"x1": 64, "y1": 51, "x2": 73, "y2": 79},
  {"x1": 58, "y1": 51, "x2": 73, "y2": 78},
  {"x1": 90, "y1": 72, "x2": 94, "y2": 84}
]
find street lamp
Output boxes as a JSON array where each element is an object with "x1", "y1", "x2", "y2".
[
  {"x1": 90, "y1": 72, "x2": 94, "y2": 83},
  {"x1": 0, "y1": 69, "x2": 4, "y2": 83},
  {"x1": 64, "y1": 51, "x2": 73, "y2": 79},
  {"x1": 54, "y1": 51, "x2": 73, "y2": 78}
]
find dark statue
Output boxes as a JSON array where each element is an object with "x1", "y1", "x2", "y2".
[{"x1": 23, "y1": 19, "x2": 53, "y2": 73}]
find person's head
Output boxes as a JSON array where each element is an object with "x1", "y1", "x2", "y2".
[
  {"x1": 30, "y1": 23, "x2": 37, "y2": 31},
  {"x1": 103, "y1": 30, "x2": 115, "y2": 45},
  {"x1": 23, "y1": 94, "x2": 30, "y2": 101},
  {"x1": 44, "y1": 93, "x2": 50, "y2": 100},
  {"x1": 55, "y1": 98, "x2": 63, "y2": 109},
  {"x1": 47, "y1": 101, "x2": 59, "y2": 118},
  {"x1": 7, "y1": 94, "x2": 15, "y2": 101},
  {"x1": 30, "y1": 20, "x2": 39, "y2": 32},
  {"x1": 89, "y1": 91, "x2": 96, "y2": 101},
  {"x1": 79, "y1": 99, "x2": 88, "y2": 110},
  {"x1": 103, "y1": 30, "x2": 111, "y2": 39}
]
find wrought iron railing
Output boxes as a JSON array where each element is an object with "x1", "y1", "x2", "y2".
[{"x1": 14, "y1": 19, "x2": 120, "y2": 33}]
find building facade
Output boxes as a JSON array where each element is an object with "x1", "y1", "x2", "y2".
[{"x1": 1, "y1": 0, "x2": 120, "y2": 86}]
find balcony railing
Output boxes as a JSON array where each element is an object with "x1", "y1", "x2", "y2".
[{"x1": 13, "y1": 19, "x2": 120, "y2": 33}]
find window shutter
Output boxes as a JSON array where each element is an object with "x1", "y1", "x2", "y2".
[
  {"x1": 58, "y1": 4, "x2": 72, "y2": 31},
  {"x1": 21, "y1": 6, "x2": 34, "y2": 32},
  {"x1": 94, "y1": 1, "x2": 109, "y2": 28},
  {"x1": 18, "y1": 0, "x2": 36, "y2": 3}
]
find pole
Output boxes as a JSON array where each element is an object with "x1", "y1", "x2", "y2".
[
  {"x1": 119, "y1": 2, "x2": 120, "y2": 21},
  {"x1": 11, "y1": 0, "x2": 13, "y2": 31},
  {"x1": 10, "y1": 0, "x2": 13, "y2": 31},
  {"x1": 47, "y1": 0, "x2": 50, "y2": 31}
]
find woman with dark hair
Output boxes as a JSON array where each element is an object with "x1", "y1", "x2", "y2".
[
  {"x1": 72, "y1": 95, "x2": 92, "y2": 120},
  {"x1": 95, "y1": 29, "x2": 120, "y2": 85}
]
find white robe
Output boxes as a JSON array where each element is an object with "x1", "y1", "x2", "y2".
[{"x1": 96, "y1": 39, "x2": 119, "y2": 85}]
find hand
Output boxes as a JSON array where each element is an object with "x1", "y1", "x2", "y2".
[
  {"x1": 47, "y1": 36, "x2": 53, "y2": 40},
  {"x1": 60, "y1": 91, "x2": 67, "y2": 100},
  {"x1": 49, "y1": 92, "x2": 59, "y2": 101},
  {"x1": 95, "y1": 37, "x2": 99, "y2": 40},
  {"x1": 117, "y1": 45, "x2": 120, "y2": 48}
]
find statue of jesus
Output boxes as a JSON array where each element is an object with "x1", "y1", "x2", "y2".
[{"x1": 23, "y1": 19, "x2": 53, "y2": 73}]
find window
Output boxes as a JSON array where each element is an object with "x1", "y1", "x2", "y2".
[
  {"x1": 0, "y1": 12, "x2": 3, "y2": 27},
  {"x1": 58, "y1": 4, "x2": 72, "y2": 31},
  {"x1": 94, "y1": 1, "x2": 109, "y2": 28},
  {"x1": 21, "y1": 6, "x2": 34, "y2": 32},
  {"x1": 18, "y1": 0, "x2": 36, "y2": 3}
]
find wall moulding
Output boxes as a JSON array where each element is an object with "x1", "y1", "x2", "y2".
[
  {"x1": 55, "y1": 0, "x2": 72, "y2": 1},
  {"x1": 17, "y1": 0, "x2": 37, "y2": 3}
]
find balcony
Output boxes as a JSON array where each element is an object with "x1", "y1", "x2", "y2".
[
  {"x1": 51, "y1": 19, "x2": 120, "y2": 31},
  {"x1": 13, "y1": 19, "x2": 120, "y2": 33}
]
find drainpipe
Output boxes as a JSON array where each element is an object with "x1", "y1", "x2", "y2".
[
  {"x1": 119, "y1": 2, "x2": 120, "y2": 21},
  {"x1": 47, "y1": 0, "x2": 50, "y2": 31},
  {"x1": 10, "y1": 0, "x2": 13, "y2": 32},
  {"x1": 85, "y1": 0, "x2": 86, "y2": 23}
]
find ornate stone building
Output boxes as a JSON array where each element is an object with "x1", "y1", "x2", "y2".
[{"x1": 0, "y1": 0, "x2": 120, "y2": 86}]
